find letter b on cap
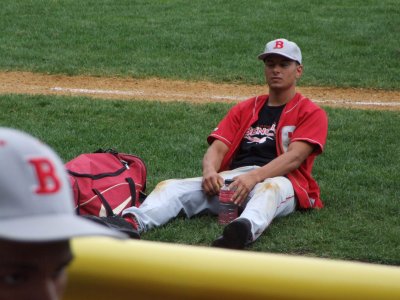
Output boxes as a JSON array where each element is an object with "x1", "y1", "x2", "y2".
[
  {"x1": 29, "y1": 158, "x2": 61, "y2": 194},
  {"x1": 274, "y1": 40, "x2": 284, "y2": 49}
]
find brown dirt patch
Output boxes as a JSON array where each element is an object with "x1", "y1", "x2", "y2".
[{"x1": 0, "y1": 71, "x2": 399, "y2": 110}]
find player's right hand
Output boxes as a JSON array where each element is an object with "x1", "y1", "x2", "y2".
[{"x1": 202, "y1": 171, "x2": 224, "y2": 196}]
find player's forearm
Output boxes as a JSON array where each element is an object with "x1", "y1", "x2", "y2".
[
  {"x1": 202, "y1": 140, "x2": 229, "y2": 176},
  {"x1": 202, "y1": 147, "x2": 224, "y2": 176},
  {"x1": 250, "y1": 141, "x2": 314, "y2": 182},
  {"x1": 202, "y1": 142, "x2": 229, "y2": 195},
  {"x1": 250, "y1": 149, "x2": 306, "y2": 183}
]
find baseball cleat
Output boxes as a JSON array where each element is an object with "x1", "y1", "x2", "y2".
[{"x1": 212, "y1": 218, "x2": 252, "y2": 250}]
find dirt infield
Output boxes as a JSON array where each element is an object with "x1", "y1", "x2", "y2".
[{"x1": 1, "y1": 71, "x2": 399, "y2": 110}]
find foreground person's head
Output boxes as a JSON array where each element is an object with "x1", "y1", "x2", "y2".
[{"x1": 0, "y1": 128, "x2": 125, "y2": 300}]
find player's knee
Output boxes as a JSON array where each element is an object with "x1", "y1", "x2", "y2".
[
  {"x1": 255, "y1": 181, "x2": 280, "y2": 195},
  {"x1": 153, "y1": 179, "x2": 177, "y2": 192}
]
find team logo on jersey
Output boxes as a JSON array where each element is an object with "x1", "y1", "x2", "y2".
[{"x1": 244, "y1": 123, "x2": 277, "y2": 144}]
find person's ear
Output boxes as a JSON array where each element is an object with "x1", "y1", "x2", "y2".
[{"x1": 296, "y1": 64, "x2": 303, "y2": 79}]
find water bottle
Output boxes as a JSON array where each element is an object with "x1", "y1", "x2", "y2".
[{"x1": 218, "y1": 179, "x2": 238, "y2": 225}]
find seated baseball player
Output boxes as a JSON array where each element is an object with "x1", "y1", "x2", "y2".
[
  {"x1": 0, "y1": 128, "x2": 126, "y2": 300},
  {"x1": 122, "y1": 38, "x2": 328, "y2": 249}
]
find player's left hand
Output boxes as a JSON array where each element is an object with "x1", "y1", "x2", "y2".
[{"x1": 230, "y1": 173, "x2": 259, "y2": 206}]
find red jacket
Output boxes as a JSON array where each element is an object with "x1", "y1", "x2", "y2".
[{"x1": 207, "y1": 93, "x2": 328, "y2": 209}]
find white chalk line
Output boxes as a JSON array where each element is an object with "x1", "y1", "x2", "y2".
[
  {"x1": 50, "y1": 86, "x2": 241, "y2": 101},
  {"x1": 50, "y1": 87, "x2": 400, "y2": 107},
  {"x1": 312, "y1": 100, "x2": 400, "y2": 107}
]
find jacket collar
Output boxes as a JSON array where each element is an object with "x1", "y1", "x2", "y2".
[{"x1": 253, "y1": 92, "x2": 303, "y2": 116}]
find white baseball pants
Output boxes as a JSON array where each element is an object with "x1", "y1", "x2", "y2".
[{"x1": 123, "y1": 166, "x2": 296, "y2": 241}]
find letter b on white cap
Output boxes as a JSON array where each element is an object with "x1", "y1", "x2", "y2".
[{"x1": 29, "y1": 158, "x2": 61, "y2": 194}]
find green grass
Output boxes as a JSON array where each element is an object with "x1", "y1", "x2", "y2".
[
  {"x1": 0, "y1": 0, "x2": 399, "y2": 89},
  {"x1": 1, "y1": 94, "x2": 399, "y2": 265},
  {"x1": 0, "y1": 0, "x2": 398, "y2": 267}
]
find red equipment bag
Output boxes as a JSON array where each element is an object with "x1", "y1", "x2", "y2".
[{"x1": 65, "y1": 149, "x2": 147, "y2": 217}]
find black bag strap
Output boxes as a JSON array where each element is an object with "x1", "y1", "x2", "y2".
[
  {"x1": 68, "y1": 166, "x2": 127, "y2": 180},
  {"x1": 94, "y1": 148, "x2": 118, "y2": 155},
  {"x1": 139, "y1": 191, "x2": 147, "y2": 205},
  {"x1": 74, "y1": 180, "x2": 81, "y2": 215},
  {"x1": 92, "y1": 188, "x2": 115, "y2": 217},
  {"x1": 125, "y1": 177, "x2": 137, "y2": 207}
]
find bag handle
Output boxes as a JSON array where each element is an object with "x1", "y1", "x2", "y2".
[
  {"x1": 125, "y1": 178, "x2": 137, "y2": 207},
  {"x1": 93, "y1": 188, "x2": 115, "y2": 217},
  {"x1": 75, "y1": 180, "x2": 82, "y2": 215},
  {"x1": 94, "y1": 148, "x2": 118, "y2": 155},
  {"x1": 139, "y1": 191, "x2": 147, "y2": 205}
]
